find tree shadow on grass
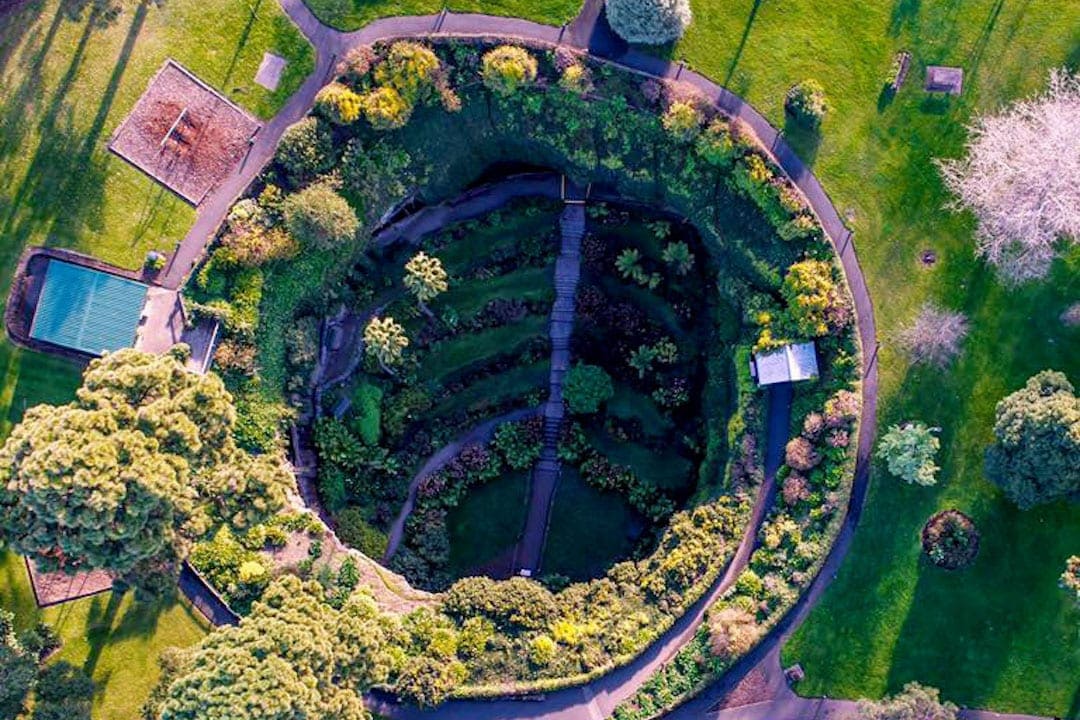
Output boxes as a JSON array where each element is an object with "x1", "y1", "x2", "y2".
[
  {"x1": 888, "y1": 0, "x2": 920, "y2": 37},
  {"x1": 880, "y1": 262, "x2": 1080, "y2": 713},
  {"x1": 782, "y1": 114, "x2": 821, "y2": 169},
  {"x1": 1, "y1": 3, "x2": 145, "y2": 258},
  {"x1": 221, "y1": 0, "x2": 263, "y2": 92},
  {"x1": 723, "y1": 0, "x2": 763, "y2": 87}
]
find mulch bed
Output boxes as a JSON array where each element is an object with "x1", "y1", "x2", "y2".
[
  {"x1": 712, "y1": 667, "x2": 774, "y2": 709},
  {"x1": 109, "y1": 60, "x2": 260, "y2": 205},
  {"x1": 26, "y1": 559, "x2": 113, "y2": 607}
]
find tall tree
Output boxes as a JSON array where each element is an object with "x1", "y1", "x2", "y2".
[
  {"x1": 937, "y1": 68, "x2": 1080, "y2": 283},
  {"x1": 403, "y1": 252, "x2": 449, "y2": 316},
  {"x1": 147, "y1": 576, "x2": 400, "y2": 720},
  {"x1": 0, "y1": 349, "x2": 291, "y2": 592},
  {"x1": 985, "y1": 370, "x2": 1080, "y2": 509}
]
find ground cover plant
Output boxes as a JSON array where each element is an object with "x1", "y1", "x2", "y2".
[
  {"x1": 183, "y1": 37, "x2": 862, "y2": 703},
  {"x1": 671, "y1": 0, "x2": 1080, "y2": 711}
]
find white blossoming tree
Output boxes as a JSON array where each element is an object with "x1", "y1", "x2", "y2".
[{"x1": 937, "y1": 68, "x2": 1080, "y2": 283}]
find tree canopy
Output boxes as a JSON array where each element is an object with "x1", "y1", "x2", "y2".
[
  {"x1": 937, "y1": 68, "x2": 1080, "y2": 283},
  {"x1": 877, "y1": 422, "x2": 940, "y2": 486},
  {"x1": 984, "y1": 370, "x2": 1080, "y2": 509},
  {"x1": 0, "y1": 349, "x2": 292, "y2": 591}
]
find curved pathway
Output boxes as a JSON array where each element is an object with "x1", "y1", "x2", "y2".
[
  {"x1": 384, "y1": 406, "x2": 541, "y2": 560},
  {"x1": 174, "y1": 2, "x2": 882, "y2": 717}
]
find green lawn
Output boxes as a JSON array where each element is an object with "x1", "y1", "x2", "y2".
[
  {"x1": 607, "y1": 383, "x2": 673, "y2": 438},
  {"x1": 448, "y1": 471, "x2": 528, "y2": 576},
  {"x1": 301, "y1": 0, "x2": 580, "y2": 33},
  {"x1": 430, "y1": 360, "x2": 548, "y2": 419},
  {"x1": 440, "y1": 266, "x2": 554, "y2": 318},
  {"x1": 543, "y1": 468, "x2": 641, "y2": 580},
  {"x1": 670, "y1": 0, "x2": 1080, "y2": 713},
  {"x1": 0, "y1": 549, "x2": 209, "y2": 720},
  {"x1": 588, "y1": 427, "x2": 695, "y2": 493},
  {"x1": 420, "y1": 314, "x2": 547, "y2": 382}
]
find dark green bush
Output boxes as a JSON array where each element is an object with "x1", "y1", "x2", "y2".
[
  {"x1": 283, "y1": 181, "x2": 361, "y2": 251},
  {"x1": 275, "y1": 117, "x2": 334, "y2": 183}
]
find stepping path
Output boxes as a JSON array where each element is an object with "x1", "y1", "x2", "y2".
[{"x1": 512, "y1": 191, "x2": 586, "y2": 575}]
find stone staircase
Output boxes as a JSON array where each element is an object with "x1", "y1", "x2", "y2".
[{"x1": 514, "y1": 197, "x2": 586, "y2": 575}]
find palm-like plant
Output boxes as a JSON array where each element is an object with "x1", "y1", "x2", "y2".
[
  {"x1": 403, "y1": 252, "x2": 449, "y2": 316},
  {"x1": 364, "y1": 316, "x2": 409, "y2": 375}
]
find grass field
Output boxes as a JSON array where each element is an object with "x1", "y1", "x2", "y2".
[
  {"x1": 420, "y1": 314, "x2": 547, "y2": 381},
  {"x1": 440, "y1": 266, "x2": 554, "y2": 318},
  {"x1": 0, "y1": 550, "x2": 209, "y2": 720},
  {"x1": 542, "y1": 468, "x2": 641, "y2": 580},
  {"x1": 447, "y1": 471, "x2": 528, "y2": 576},
  {"x1": 670, "y1": 0, "x2": 1080, "y2": 713}
]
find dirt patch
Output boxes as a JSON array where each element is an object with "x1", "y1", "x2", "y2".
[{"x1": 109, "y1": 60, "x2": 260, "y2": 205}]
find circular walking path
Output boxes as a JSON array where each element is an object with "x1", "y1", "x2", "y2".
[{"x1": 165, "y1": 2, "x2": 892, "y2": 718}]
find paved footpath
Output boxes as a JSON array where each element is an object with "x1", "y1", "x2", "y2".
[{"x1": 166, "y1": 1, "x2": 891, "y2": 718}]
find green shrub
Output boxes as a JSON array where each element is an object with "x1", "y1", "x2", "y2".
[
  {"x1": 480, "y1": 46, "x2": 538, "y2": 96},
  {"x1": 785, "y1": 79, "x2": 828, "y2": 126},
  {"x1": 363, "y1": 86, "x2": 413, "y2": 129},
  {"x1": 350, "y1": 382, "x2": 383, "y2": 445},
  {"x1": 315, "y1": 81, "x2": 363, "y2": 124},
  {"x1": 493, "y1": 416, "x2": 543, "y2": 470},
  {"x1": 563, "y1": 363, "x2": 614, "y2": 414},
  {"x1": 275, "y1": 117, "x2": 334, "y2": 182},
  {"x1": 335, "y1": 507, "x2": 389, "y2": 558},
  {"x1": 233, "y1": 390, "x2": 285, "y2": 454},
  {"x1": 282, "y1": 181, "x2": 361, "y2": 251},
  {"x1": 662, "y1": 101, "x2": 702, "y2": 141},
  {"x1": 695, "y1": 119, "x2": 738, "y2": 166},
  {"x1": 374, "y1": 41, "x2": 441, "y2": 104},
  {"x1": 985, "y1": 370, "x2": 1080, "y2": 509},
  {"x1": 605, "y1": 0, "x2": 692, "y2": 44},
  {"x1": 877, "y1": 422, "x2": 940, "y2": 486}
]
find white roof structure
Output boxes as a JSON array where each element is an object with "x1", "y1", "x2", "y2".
[{"x1": 752, "y1": 342, "x2": 819, "y2": 386}]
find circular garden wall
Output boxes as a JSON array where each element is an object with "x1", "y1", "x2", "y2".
[{"x1": 188, "y1": 37, "x2": 863, "y2": 705}]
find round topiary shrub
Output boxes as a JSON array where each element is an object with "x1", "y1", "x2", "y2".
[
  {"x1": 480, "y1": 45, "x2": 538, "y2": 96},
  {"x1": 921, "y1": 509, "x2": 980, "y2": 570},
  {"x1": 785, "y1": 79, "x2": 828, "y2": 126},
  {"x1": 363, "y1": 86, "x2": 413, "y2": 130},
  {"x1": 275, "y1": 117, "x2": 334, "y2": 182},
  {"x1": 563, "y1": 363, "x2": 614, "y2": 414},
  {"x1": 315, "y1": 81, "x2": 363, "y2": 125},
  {"x1": 605, "y1": 0, "x2": 692, "y2": 45},
  {"x1": 282, "y1": 181, "x2": 360, "y2": 250}
]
